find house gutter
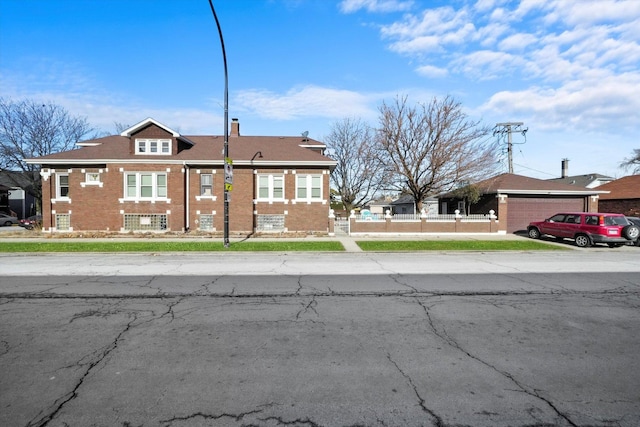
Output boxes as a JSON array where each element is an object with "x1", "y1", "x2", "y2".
[
  {"x1": 25, "y1": 159, "x2": 337, "y2": 168},
  {"x1": 496, "y1": 189, "x2": 610, "y2": 195},
  {"x1": 184, "y1": 162, "x2": 190, "y2": 231}
]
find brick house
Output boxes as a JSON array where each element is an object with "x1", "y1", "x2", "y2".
[
  {"x1": 26, "y1": 118, "x2": 336, "y2": 234},
  {"x1": 596, "y1": 175, "x2": 640, "y2": 216}
]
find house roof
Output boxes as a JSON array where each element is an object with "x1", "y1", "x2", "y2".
[
  {"x1": 470, "y1": 173, "x2": 606, "y2": 195},
  {"x1": 547, "y1": 173, "x2": 614, "y2": 187},
  {"x1": 25, "y1": 119, "x2": 336, "y2": 168},
  {"x1": 596, "y1": 175, "x2": 640, "y2": 200},
  {"x1": 119, "y1": 118, "x2": 181, "y2": 137},
  {"x1": 0, "y1": 170, "x2": 35, "y2": 189}
]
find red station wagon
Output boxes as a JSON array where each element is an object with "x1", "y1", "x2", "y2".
[{"x1": 527, "y1": 212, "x2": 640, "y2": 248}]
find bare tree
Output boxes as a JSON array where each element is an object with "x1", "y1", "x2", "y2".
[
  {"x1": 376, "y1": 95, "x2": 496, "y2": 212},
  {"x1": 620, "y1": 148, "x2": 640, "y2": 174},
  {"x1": 0, "y1": 98, "x2": 94, "y2": 210},
  {"x1": 113, "y1": 121, "x2": 131, "y2": 134},
  {"x1": 326, "y1": 117, "x2": 387, "y2": 213}
]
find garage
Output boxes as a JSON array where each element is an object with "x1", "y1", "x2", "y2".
[{"x1": 506, "y1": 196, "x2": 586, "y2": 233}]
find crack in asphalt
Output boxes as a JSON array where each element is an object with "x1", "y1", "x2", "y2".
[
  {"x1": 159, "y1": 408, "x2": 264, "y2": 425},
  {"x1": 25, "y1": 314, "x2": 139, "y2": 427},
  {"x1": 415, "y1": 298, "x2": 579, "y2": 427},
  {"x1": 295, "y1": 297, "x2": 319, "y2": 321},
  {"x1": 2, "y1": 288, "x2": 637, "y2": 300},
  {"x1": 25, "y1": 297, "x2": 185, "y2": 427},
  {"x1": 0, "y1": 339, "x2": 9, "y2": 357},
  {"x1": 386, "y1": 353, "x2": 445, "y2": 427},
  {"x1": 257, "y1": 416, "x2": 322, "y2": 426}
]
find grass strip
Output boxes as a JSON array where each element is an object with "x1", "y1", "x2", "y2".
[
  {"x1": 356, "y1": 240, "x2": 567, "y2": 251},
  {"x1": 0, "y1": 240, "x2": 345, "y2": 253}
]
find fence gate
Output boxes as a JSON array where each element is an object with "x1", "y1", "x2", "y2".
[{"x1": 335, "y1": 217, "x2": 350, "y2": 235}]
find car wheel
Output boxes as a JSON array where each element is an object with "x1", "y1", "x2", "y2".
[
  {"x1": 622, "y1": 225, "x2": 640, "y2": 240},
  {"x1": 528, "y1": 227, "x2": 541, "y2": 239},
  {"x1": 575, "y1": 234, "x2": 591, "y2": 248},
  {"x1": 3, "y1": 221, "x2": 11, "y2": 226}
]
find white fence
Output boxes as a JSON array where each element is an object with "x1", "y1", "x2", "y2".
[{"x1": 353, "y1": 213, "x2": 491, "y2": 222}]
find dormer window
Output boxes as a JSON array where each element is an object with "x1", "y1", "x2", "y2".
[{"x1": 136, "y1": 138, "x2": 171, "y2": 155}]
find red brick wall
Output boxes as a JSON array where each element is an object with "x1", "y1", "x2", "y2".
[{"x1": 599, "y1": 199, "x2": 640, "y2": 216}]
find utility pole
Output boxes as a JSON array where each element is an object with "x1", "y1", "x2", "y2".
[{"x1": 494, "y1": 122, "x2": 527, "y2": 174}]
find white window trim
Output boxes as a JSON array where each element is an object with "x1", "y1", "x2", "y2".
[
  {"x1": 196, "y1": 173, "x2": 216, "y2": 201},
  {"x1": 120, "y1": 172, "x2": 171, "y2": 203},
  {"x1": 295, "y1": 174, "x2": 323, "y2": 203},
  {"x1": 135, "y1": 138, "x2": 172, "y2": 155},
  {"x1": 52, "y1": 173, "x2": 71, "y2": 203},
  {"x1": 256, "y1": 174, "x2": 286, "y2": 203},
  {"x1": 80, "y1": 171, "x2": 103, "y2": 188}
]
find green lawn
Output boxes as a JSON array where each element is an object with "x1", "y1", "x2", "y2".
[
  {"x1": 356, "y1": 240, "x2": 566, "y2": 251},
  {"x1": 0, "y1": 239, "x2": 565, "y2": 253},
  {"x1": 0, "y1": 240, "x2": 345, "y2": 253}
]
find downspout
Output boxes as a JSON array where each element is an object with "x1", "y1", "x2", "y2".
[{"x1": 184, "y1": 162, "x2": 189, "y2": 232}]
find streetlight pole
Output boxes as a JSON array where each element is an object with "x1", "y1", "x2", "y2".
[{"x1": 208, "y1": 0, "x2": 230, "y2": 247}]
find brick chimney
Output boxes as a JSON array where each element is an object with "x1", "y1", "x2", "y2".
[{"x1": 230, "y1": 118, "x2": 239, "y2": 137}]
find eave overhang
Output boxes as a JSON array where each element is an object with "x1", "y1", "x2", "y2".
[{"x1": 495, "y1": 189, "x2": 609, "y2": 195}]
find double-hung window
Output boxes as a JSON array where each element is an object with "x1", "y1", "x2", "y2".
[
  {"x1": 56, "y1": 174, "x2": 70, "y2": 199},
  {"x1": 257, "y1": 175, "x2": 284, "y2": 202},
  {"x1": 296, "y1": 174, "x2": 322, "y2": 202},
  {"x1": 135, "y1": 139, "x2": 171, "y2": 155},
  {"x1": 124, "y1": 172, "x2": 167, "y2": 200},
  {"x1": 200, "y1": 174, "x2": 213, "y2": 196}
]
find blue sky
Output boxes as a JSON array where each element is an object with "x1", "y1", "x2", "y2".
[{"x1": 1, "y1": 0, "x2": 639, "y2": 180}]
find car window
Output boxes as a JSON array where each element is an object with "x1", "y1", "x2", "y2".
[
  {"x1": 585, "y1": 215, "x2": 598, "y2": 225},
  {"x1": 548, "y1": 214, "x2": 566, "y2": 222},
  {"x1": 604, "y1": 216, "x2": 627, "y2": 226},
  {"x1": 565, "y1": 215, "x2": 580, "y2": 224}
]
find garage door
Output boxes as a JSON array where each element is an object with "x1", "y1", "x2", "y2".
[{"x1": 507, "y1": 197, "x2": 586, "y2": 233}]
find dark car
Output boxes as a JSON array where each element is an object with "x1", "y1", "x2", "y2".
[
  {"x1": 527, "y1": 212, "x2": 640, "y2": 248},
  {"x1": 627, "y1": 217, "x2": 640, "y2": 246},
  {"x1": 0, "y1": 213, "x2": 19, "y2": 226},
  {"x1": 19, "y1": 214, "x2": 43, "y2": 230}
]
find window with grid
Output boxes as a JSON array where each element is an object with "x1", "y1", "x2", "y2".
[
  {"x1": 257, "y1": 214, "x2": 285, "y2": 231},
  {"x1": 123, "y1": 214, "x2": 167, "y2": 231},
  {"x1": 200, "y1": 174, "x2": 213, "y2": 196},
  {"x1": 199, "y1": 214, "x2": 214, "y2": 230},
  {"x1": 257, "y1": 175, "x2": 284, "y2": 201},
  {"x1": 124, "y1": 173, "x2": 167, "y2": 201},
  {"x1": 56, "y1": 174, "x2": 70, "y2": 199},
  {"x1": 296, "y1": 174, "x2": 322, "y2": 201},
  {"x1": 135, "y1": 139, "x2": 171, "y2": 155},
  {"x1": 56, "y1": 214, "x2": 70, "y2": 231}
]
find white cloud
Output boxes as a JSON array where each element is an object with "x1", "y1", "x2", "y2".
[
  {"x1": 339, "y1": 0, "x2": 414, "y2": 14},
  {"x1": 415, "y1": 64, "x2": 448, "y2": 78},
  {"x1": 374, "y1": 0, "x2": 640, "y2": 133},
  {"x1": 481, "y1": 73, "x2": 640, "y2": 132},
  {"x1": 234, "y1": 85, "x2": 378, "y2": 121},
  {"x1": 498, "y1": 32, "x2": 538, "y2": 51},
  {"x1": 452, "y1": 50, "x2": 525, "y2": 80}
]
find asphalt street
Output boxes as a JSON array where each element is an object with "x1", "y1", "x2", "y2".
[{"x1": 1, "y1": 251, "x2": 639, "y2": 427}]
